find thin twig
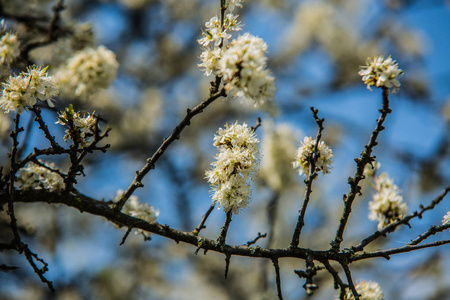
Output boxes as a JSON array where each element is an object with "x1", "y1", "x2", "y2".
[
  {"x1": 332, "y1": 88, "x2": 391, "y2": 252},
  {"x1": 114, "y1": 87, "x2": 226, "y2": 212},
  {"x1": 245, "y1": 232, "x2": 267, "y2": 247},
  {"x1": 408, "y1": 223, "x2": 450, "y2": 246},
  {"x1": 120, "y1": 228, "x2": 132, "y2": 245},
  {"x1": 290, "y1": 107, "x2": 324, "y2": 248},
  {"x1": 341, "y1": 263, "x2": 359, "y2": 300},
  {"x1": 193, "y1": 203, "x2": 216, "y2": 235},
  {"x1": 30, "y1": 107, "x2": 64, "y2": 151},
  {"x1": 352, "y1": 184, "x2": 450, "y2": 252},
  {"x1": 351, "y1": 239, "x2": 450, "y2": 262},
  {"x1": 217, "y1": 210, "x2": 233, "y2": 246},
  {"x1": 321, "y1": 260, "x2": 346, "y2": 291},
  {"x1": 272, "y1": 258, "x2": 284, "y2": 300}
]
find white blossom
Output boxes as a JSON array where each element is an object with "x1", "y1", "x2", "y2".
[
  {"x1": 198, "y1": 47, "x2": 222, "y2": 76},
  {"x1": 198, "y1": 15, "x2": 231, "y2": 47},
  {"x1": 113, "y1": 190, "x2": 159, "y2": 238},
  {"x1": 0, "y1": 65, "x2": 58, "y2": 114},
  {"x1": 16, "y1": 161, "x2": 64, "y2": 192},
  {"x1": 205, "y1": 122, "x2": 260, "y2": 214},
  {"x1": 226, "y1": 0, "x2": 244, "y2": 12},
  {"x1": 218, "y1": 33, "x2": 276, "y2": 106},
  {"x1": 369, "y1": 172, "x2": 407, "y2": 230},
  {"x1": 260, "y1": 122, "x2": 298, "y2": 191},
  {"x1": 0, "y1": 32, "x2": 20, "y2": 67},
  {"x1": 343, "y1": 280, "x2": 384, "y2": 300},
  {"x1": 442, "y1": 211, "x2": 450, "y2": 228},
  {"x1": 358, "y1": 55, "x2": 403, "y2": 93},
  {"x1": 56, "y1": 46, "x2": 118, "y2": 99},
  {"x1": 56, "y1": 105, "x2": 97, "y2": 146},
  {"x1": 292, "y1": 136, "x2": 333, "y2": 176}
]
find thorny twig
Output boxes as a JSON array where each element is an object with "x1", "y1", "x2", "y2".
[
  {"x1": 332, "y1": 88, "x2": 391, "y2": 252},
  {"x1": 290, "y1": 107, "x2": 324, "y2": 248},
  {"x1": 114, "y1": 86, "x2": 226, "y2": 212}
]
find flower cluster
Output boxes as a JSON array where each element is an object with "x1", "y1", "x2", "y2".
[
  {"x1": 292, "y1": 136, "x2": 333, "y2": 176},
  {"x1": 0, "y1": 20, "x2": 20, "y2": 69},
  {"x1": 56, "y1": 104, "x2": 97, "y2": 146},
  {"x1": 343, "y1": 281, "x2": 384, "y2": 300},
  {"x1": 16, "y1": 161, "x2": 64, "y2": 192},
  {"x1": 0, "y1": 65, "x2": 58, "y2": 114},
  {"x1": 205, "y1": 122, "x2": 260, "y2": 214},
  {"x1": 113, "y1": 190, "x2": 159, "y2": 239},
  {"x1": 56, "y1": 46, "x2": 118, "y2": 99},
  {"x1": 442, "y1": 211, "x2": 450, "y2": 228},
  {"x1": 219, "y1": 33, "x2": 276, "y2": 106},
  {"x1": 198, "y1": 1, "x2": 276, "y2": 106},
  {"x1": 260, "y1": 122, "x2": 298, "y2": 191},
  {"x1": 368, "y1": 172, "x2": 407, "y2": 230},
  {"x1": 358, "y1": 55, "x2": 403, "y2": 93}
]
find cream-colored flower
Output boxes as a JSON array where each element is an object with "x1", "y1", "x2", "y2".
[
  {"x1": 56, "y1": 46, "x2": 118, "y2": 99},
  {"x1": 0, "y1": 65, "x2": 58, "y2": 114},
  {"x1": 205, "y1": 122, "x2": 260, "y2": 214},
  {"x1": 369, "y1": 172, "x2": 407, "y2": 230},
  {"x1": 358, "y1": 55, "x2": 403, "y2": 93},
  {"x1": 343, "y1": 280, "x2": 384, "y2": 300},
  {"x1": 293, "y1": 136, "x2": 333, "y2": 176},
  {"x1": 16, "y1": 161, "x2": 64, "y2": 192}
]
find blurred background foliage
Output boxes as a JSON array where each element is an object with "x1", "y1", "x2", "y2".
[{"x1": 1, "y1": 0, "x2": 450, "y2": 299}]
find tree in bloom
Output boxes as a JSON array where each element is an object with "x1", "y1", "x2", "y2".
[
  {"x1": 205, "y1": 122, "x2": 259, "y2": 214},
  {"x1": 358, "y1": 55, "x2": 403, "y2": 93},
  {"x1": 368, "y1": 172, "x2": 407, "y2": 230},
  {"x1": 292, "y1": 136, "x2": 333, "y2": 176}
]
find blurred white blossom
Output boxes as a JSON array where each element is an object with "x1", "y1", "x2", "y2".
[
  {"x1": 0, "y1": 21, "x2": 20, "y2": 68},
  {"x1": 343, "y1": 280, "x2": 384, "y2": 300},
  {"x1": 260, "y1": 121, "x2": 298, "y2": 191},
  {"x1": 369, "y1": 172, "x2": 407, "y2": 230},
  {"x1": 442, "y1": 211, "x2": 450, "y2": 228},
  {"x1": 363, "y1": 161, "x2": 381, "y2": 178},
  {"x1": 205, "y1": 122, "x2": 260, "y2": 214},
  {"x1": 56, "y1": 46, "x2": 118, "y2": 99},
  {"x1": 226, "y1": 0, "x2": 244, "y2": 12},
  {"x1": 359, "y1": 55, "x2": 403, "y2": 93},
  {"x1": 113, "y1": 190, "x2": 159, "y2": 238},
  {"x1": 0, "y1": 65, "x2": 58, "y2": 114},
  {"x1": 293, "y1": 136, "x2": 333, "y2": 176},
  {"x1": 16, "y1": 161, "x2": 64, "y2": 192}
]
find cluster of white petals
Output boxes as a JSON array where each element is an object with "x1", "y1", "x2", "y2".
[
  {"x1": 219, "y1": 33, "x2": 276, "y2": 106},
  {"x1": 226, "y1": 0, "x2": 244, "y2": 12},
  {"x1": 205, "y1": 122, "x2": 259, "y2": 214},
  {"x1": 56, "y1": 46, "x2": 118, "y2": 99},
  {"x1": 56, "y1": 105, "x2": 97, "y2": 146},
  {"x1": 358, "y1": 56, "x2": 403, "y2": 93},
  {"x1": 442, "y1": 211, "x2": 450, "y2": 227},
  {"x1": 16, "y1": 161, "x2": 64, "y2": 192},
  {"x1": 260, "y1": 122, "x2": 298, "y2": 191},
  {"x1": 293, "y1": 136, "x2": 333, "y2": 176},
  {"x1": 113, "y1": 190, "x2": 159, "y2": 238},
  {"x1": 343, "y1": 280, "x2": 384, "y2": 300},
  {"x1": 0, "y1": 65, "x2": 58, "y2": 114},
  {"x1": 369, "y1": 172, "x2": 407, "y2": 230},
  {"x1": 0, "y1": 31, "x2": 20, "y2": 67},
  {"x1": 197, "y1": 1, "x2": 276, "y2": 106}
]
